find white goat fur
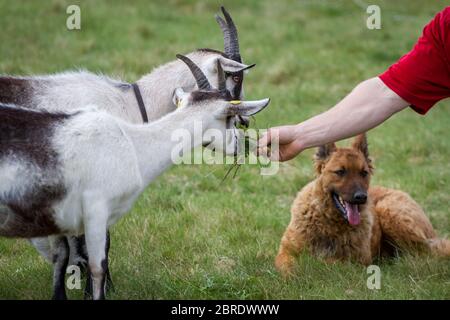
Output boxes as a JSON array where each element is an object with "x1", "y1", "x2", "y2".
[
  {"x1": 27, "y1": 51, "x2": 249, "y2": 123},
  {"x1": 26, "y1": 50, "x2": 250, "y2": 264},
  {"x1": 1, "y1": 92, "x2": 269, "y2": 299}
]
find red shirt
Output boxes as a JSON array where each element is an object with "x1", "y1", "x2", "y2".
[{"x1": 379, "y1": 7, "x2": 450, "y2": 114}]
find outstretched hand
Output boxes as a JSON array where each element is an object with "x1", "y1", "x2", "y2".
[
  {"x1": 257, "y1": 125, "x2": 304, "y2": 162},
  {"x1": 257, "y1": 78, "x2": 409, "y2": 162}
]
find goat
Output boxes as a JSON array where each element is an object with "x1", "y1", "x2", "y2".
[
  {"x1": 0, "y1": 55, "x2": 270, "y2": 300},
  {"x1": 0, "y1": 6, "x2": 253, "y2": 299}
]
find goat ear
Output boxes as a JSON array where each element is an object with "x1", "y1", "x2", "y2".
[
  {"x1": 228, "y1": 98, "x2": 270, "y2": 117},
  {"x1": 314, "y1": 143, "x2": 336, "y2": 174},
  {"x1": 352, "y1": 134, "x2": 369, "y2": 159},
  {"x1": 208, "y1": 56, "x2": 254, "y2": 74},
  {"x1": 172, "y1": 88, "x2": 186, "y2": 108}
]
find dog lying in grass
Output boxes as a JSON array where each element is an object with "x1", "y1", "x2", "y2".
[{"x1": 275, "y1": 134, "x2": 450, "y2": 276}]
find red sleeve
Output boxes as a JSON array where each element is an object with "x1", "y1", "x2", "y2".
[{"x1": 379, "y1": 7, "x2": 450, "y2": 114}]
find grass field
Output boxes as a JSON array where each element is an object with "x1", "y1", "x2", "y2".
[{"x1": 0, "y1": 0, "x2": 449, "y2": 299}]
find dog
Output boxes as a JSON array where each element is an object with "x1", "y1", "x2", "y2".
[{"x1": 275, "y1": 134, "x2": 450, "y2": 276}]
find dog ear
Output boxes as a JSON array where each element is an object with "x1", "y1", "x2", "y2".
[
  {"x1": 314, "y1": 143, "x2": 336, "y2": 174},
  {"x1": 352, "y1": 134, "x2": 369, "y2": 159},
  {"x1": 352, "y1": 133, "x2": 373, "y2": 172},
  {"x1": 315, "y1": 143, "x2": 336, "y2": 160}
]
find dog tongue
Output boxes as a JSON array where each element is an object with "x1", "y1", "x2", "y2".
[{"x1": 345, "y1": 202, "x2": 360, "y2": 225}]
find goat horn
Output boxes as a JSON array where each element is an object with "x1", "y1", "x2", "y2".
[
  {"x1": 216, "y1": 6, "x2": 241, "y2": 63},
  {"x1": 228, "y1": 63, "x2": 256, "y2": 75},
  {"x1": 176, "y1": 54, "x2": 211, "y2": 90},
  {"x1": 216, "y1": 60, "x2": 226, "y2": 91}
]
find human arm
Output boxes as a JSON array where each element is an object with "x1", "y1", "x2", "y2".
[{"x1": 258, "y1": 77, "x2": 409, "y2": 161}]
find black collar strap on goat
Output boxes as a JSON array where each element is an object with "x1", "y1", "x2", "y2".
[{"x1": 132, "y1": 83, "x2": 149, "y2": 123}]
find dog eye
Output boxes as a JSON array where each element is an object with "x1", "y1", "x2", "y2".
[
  {"x1": 334, "y1": 169, "x2": 346, "y2": 176},
  {"x1": 361, "y1": 170, "x2": 369, "y2": 178}
]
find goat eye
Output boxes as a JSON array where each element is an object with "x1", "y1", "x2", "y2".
[
  {"x1": 232, "y1": 76, "x2": 240, "y2": 83},
  {"x1": 334, "y1": 169, "x2": 346, "y2": 177},
  {"x1": 361, "y1": 170, "x2": 369, "y2": 178}
]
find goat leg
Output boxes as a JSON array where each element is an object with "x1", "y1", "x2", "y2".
[
  {"x1": 83, "y1": 229, "x2": 113, "y2": 299},
  {"x1": 104, "y1": 229, "x2": 114, "y2": 292},
  {"x1": 51, "y1": 236, "x2": 70, "y2": 300},
  {"x1": 83, "y1": 197, "x2": 109, "y2": 300}
]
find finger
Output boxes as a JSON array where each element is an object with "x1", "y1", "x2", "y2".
[
  {"x1": 256, "y1": 145, "x2": 278, "y2": 161},
  {"x1": 255, "y1": 146, "x2": 265, "y2": 157},
  {"x1": 256, "y1": 145, "x2": 271, "y2": 157},
  {"x1": 269, "y1": 152, "x2": 280, "y2": 161},
  {"x1": 257, "y1": 129, "x2": 272, "y2": 148},
  {"x1": 256, "y1": 146, "x2": 278, "y2": 162}
]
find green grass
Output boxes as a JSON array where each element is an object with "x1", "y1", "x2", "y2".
[{"x1": 0, "y1": 0, "x2": 449, "y2": 299}]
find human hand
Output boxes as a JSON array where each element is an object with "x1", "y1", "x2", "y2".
[{"x1": 257, "y1": 125, "x2": 304, "y2": 161}]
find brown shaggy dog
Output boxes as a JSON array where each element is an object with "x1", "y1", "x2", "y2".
[{"x1": 275, "y1": 134, "x2": 450, "y2": 276}]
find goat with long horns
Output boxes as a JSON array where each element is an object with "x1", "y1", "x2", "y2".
[
  {"x1": 215, "y1": 6, "x2": 255, "y2": 100},
  {"x1": 17, "y1": 6, "x2": 255, "y2": 300}
]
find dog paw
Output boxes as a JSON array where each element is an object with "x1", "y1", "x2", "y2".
[{"x1": 275, "y1": 254, "x2": 295, "y2": 278}]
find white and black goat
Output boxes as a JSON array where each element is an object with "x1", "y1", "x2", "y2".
[
  {"x1": 0, "y1": 7, "x2": 253, "y2": 299},
  {"x1": 0, "y1": 55, "x2": 270, "y2": 300}
]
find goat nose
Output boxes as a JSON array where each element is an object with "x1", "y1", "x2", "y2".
[{"x1": 352, "y1": 191, "x2": 367, "y2": 204}]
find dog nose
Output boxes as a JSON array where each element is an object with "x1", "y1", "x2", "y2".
[{"x1": 352, "y1": 191, "x2": 367, "y2": 204}]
